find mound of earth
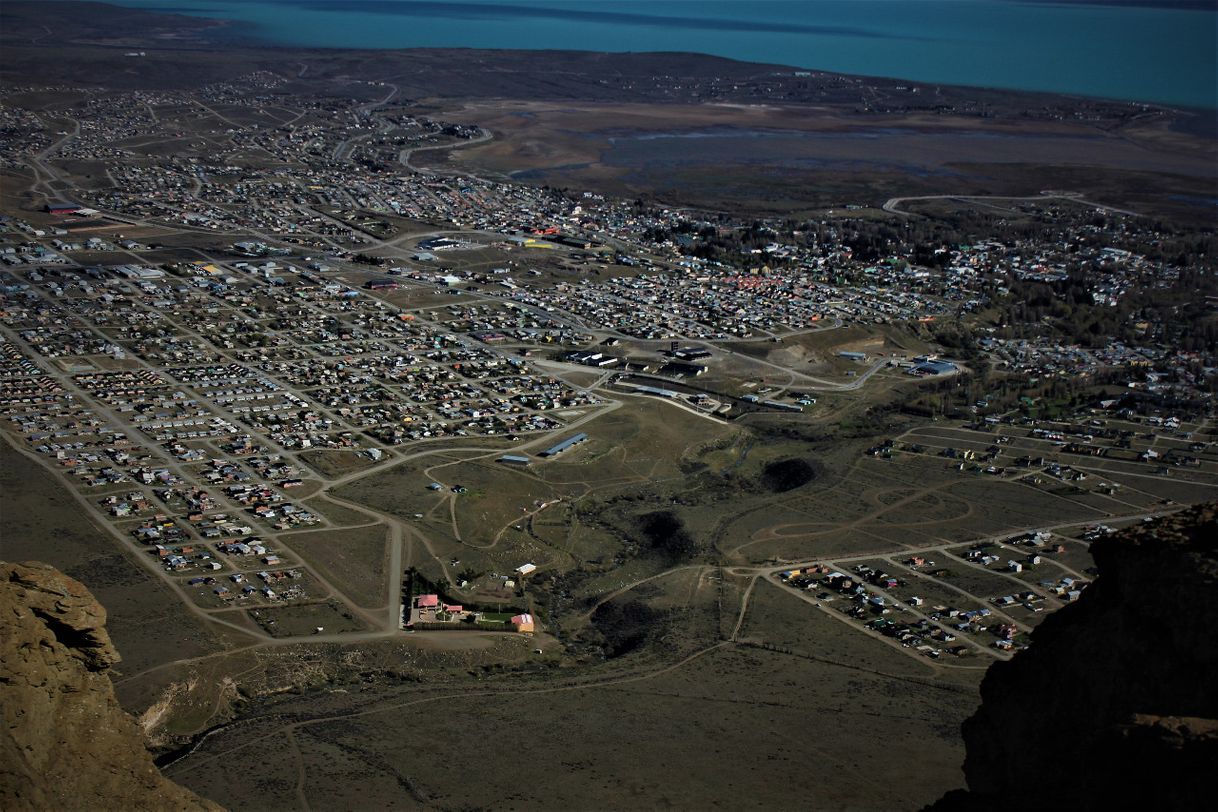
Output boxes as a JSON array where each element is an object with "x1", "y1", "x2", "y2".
[{"x1": 0, "y1": 561, "x2": 221, "y2": 811}]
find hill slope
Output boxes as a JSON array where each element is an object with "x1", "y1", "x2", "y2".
[{"x1": 0, "y1": 561, "x2": 222, "y2": 811}]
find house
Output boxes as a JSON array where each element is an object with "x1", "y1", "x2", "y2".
[
  {"x1": 473, "y1": 331, "x2": 510, "y2": 345},
  {"x1": 516, "y1": 563, "x2": 537, "y2": 576},
  {"x1": 511, "y1": 613, "x2": 535, "y2": 633},
  {"x1": 416, "y1": 594, "x2": 440, "y2": 609}
]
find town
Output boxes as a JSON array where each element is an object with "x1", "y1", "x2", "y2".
[
  {"x1": 2, "y1": 0, "x2": 1217, "y2": 806},
  {"x1": 3, "y1": 68, "x2": 1216, "y2": 659}
]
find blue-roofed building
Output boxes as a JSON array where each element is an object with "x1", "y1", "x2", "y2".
[
  {"x1": 538, "y1": 432, "x2": 588, "y2": 457},
  {"x1": 911, "y1": 360, "x2": 957, "y2": 376}
]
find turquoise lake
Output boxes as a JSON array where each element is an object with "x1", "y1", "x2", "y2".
[{"x1": 110, "y1": 1, "x2": 1217, "y2": 108}]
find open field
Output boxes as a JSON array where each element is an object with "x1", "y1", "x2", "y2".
[
  {"x1": 301, "y1": 496, "x2": 378, "y2": 529},
  {"x1": 335, "y1": 400, "x2": 734, "y2": 558},
  {"x1": 284, "y1": 526, "x2": 390, "y2": 610},
  {"x1": 249, "y1": 601, "x2": 371, "y2": 638},
  {"x1": 720, "y1": 449, "x2": 1117, "y2": 564},
  {"x1": 421, "y1": 99, "x2": 1218, "y2": 219},
  {"x1": 724, "y1": 323, "x2": 930, "y2": 371},
  {"x1": 167, "y1": 635, "x2": 979, "y2": 811},
  {"x1": 298, "y1": 449, "x2": 376, "y2": 480},
  {"x1": 428, "y1": 100, "x2": 1218, "y2": 182}
]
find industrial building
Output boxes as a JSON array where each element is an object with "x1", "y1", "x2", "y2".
[
  {"x1": 911, "y1": 359, "x2": 958, "y2": 376},
  {"x1": 538, "y1": 432, "x2": 588, "y2": 457},
  {"x1": 626, "y1": 384, "x2": 679, "y2": 398}
]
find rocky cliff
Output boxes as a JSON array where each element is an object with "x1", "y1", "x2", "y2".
[
  {"x1": 933, "y1": 503, "x2": 1218, "y2": 810},
  {"x1": 0, "y1": 561, "x2": 221, "y2": 811}
]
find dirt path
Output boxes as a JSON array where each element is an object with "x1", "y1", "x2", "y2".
[
  {"x1": 882, "y1": 190, "x2": 1142, "y2": 218},
  {"x1": 164, "y1": 640, "x2": 733, "y2": 774},
  {"x1": 730, "y1": 574, "x2": 759, "y2": 641}
]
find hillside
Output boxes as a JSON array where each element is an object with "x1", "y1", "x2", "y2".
[
  {"x1": 933, "y1": 503, "x2": 1218, "y2": 810},
  {"x1": 0, "y1": 561, "x2": 222, "y2": 811}
]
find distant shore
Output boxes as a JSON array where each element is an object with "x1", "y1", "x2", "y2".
[{"x1": 94, "y1": 0, "x2": 1218, "y2": 109}]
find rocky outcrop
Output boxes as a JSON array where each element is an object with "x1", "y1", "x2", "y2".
[
  {"x1": 0, "y1": 561, "x2": 221, "y2": 811},
  {"x1": 932, "y1": 504, "x2": 1218, "y2": 810}
]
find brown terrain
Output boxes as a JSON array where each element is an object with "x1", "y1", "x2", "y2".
[
  {"x1": 0, "y1": 561, "x2": 222, "y2": 811},
  {"x1": 418, "y1": 98, "x2": 1217, "y2": 218}
]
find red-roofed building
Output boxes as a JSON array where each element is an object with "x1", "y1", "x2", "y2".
[
  {"x1": 511, "y1": 613, "x2": 535, "y2": 633},
  {"x1": 416, "y1": 594, "x2": 440, "y2": 609}
]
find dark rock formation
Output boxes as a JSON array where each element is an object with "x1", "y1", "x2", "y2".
[
  {"x1": 0, "y1": 561, "x2": 221, "y2": 811},
  {"x1": 931, "y1": 504, "x2": 1218, "y2": 810}
]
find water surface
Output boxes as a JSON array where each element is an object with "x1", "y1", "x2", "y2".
[{"x1": 113, "y1": 1, "x2": 1218, "y2": 107}]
